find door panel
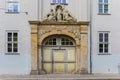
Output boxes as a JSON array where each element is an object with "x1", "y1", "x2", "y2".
[
  {"x1": 53, "y1": 49, "x2": 65, "y2": 73},
  {"x1": 53, "y1": 50, "x2": 65, "y2": 61},
  {"x1": 43, "y1": 48, "x2": 51, "y2": 61},
  {"x1": 67, "y1": 48, "x2": 75, "y2": 61},
  {"x1": 43, "y1": 63, "x2": 51, "y2": 73},
  {"x1": 53, "y1": 63, "x2": 65, "y2": 73},
  {"x1": 67, "y1": 63, "x2": 75, "y2": 73}
]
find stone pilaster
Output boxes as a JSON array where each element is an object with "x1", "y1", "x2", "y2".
[
  {"x1": 80, "y1": 25, "x2": 88, "y2": 74},
  {"x1": 30, "y1": 22, "x2": 39, "y2": 75}
]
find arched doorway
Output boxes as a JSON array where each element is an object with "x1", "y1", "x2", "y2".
[{"x1": 42, "y1": 35, "x2": 76, "y2": 74}]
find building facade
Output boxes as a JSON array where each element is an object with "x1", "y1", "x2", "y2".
[
  {"x1": 0, "y1": 0, "x2": 120, "y2": 75},
  {"x1": 91, "y1": 0, "x2": 120, "y2": 73}
]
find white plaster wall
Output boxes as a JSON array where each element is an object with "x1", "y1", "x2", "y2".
[
  {"x1": 0, "y1": 0, "x2": 31, "y2": 74},
  {"x1": 25, "y1": 0, "x2": 38, "y2": 21},
  {"x1": 91, "y1": 0, "x2": 120, "y2": 73}
]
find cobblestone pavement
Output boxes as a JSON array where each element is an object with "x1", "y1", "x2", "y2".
[{"x1": 0, "y1": 74, "x2": 120, "y2": 80}]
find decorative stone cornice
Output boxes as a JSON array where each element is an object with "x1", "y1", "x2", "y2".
[{"x1": 29, "y1": 21, "x2": 89, "y2": 25}]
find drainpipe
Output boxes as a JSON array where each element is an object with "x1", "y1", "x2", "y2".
[
  {"x1": 37, "y1": 0, "x2": 40, "y2": 20},
  {"x1": 90, "y1": 0, "x2": 93, "y2": 74}
]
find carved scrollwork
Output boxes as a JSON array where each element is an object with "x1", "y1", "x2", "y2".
[
  {"x1": 38, "y1": 30, "x2": 50, "y2": 36},
  {"x1": 68, "y1": 26, "x2": 81, "y2": 38}
]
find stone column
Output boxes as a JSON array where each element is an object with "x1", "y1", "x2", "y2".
[{"x1": 30, "y1": 22, "x2": 39, "y2": 74}]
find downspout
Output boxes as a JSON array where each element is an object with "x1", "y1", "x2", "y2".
[
  {"x1": 37, "y1": 0, "x2": 40, "y2": 74},
  {"x1": 90, "y1": 0, "x2": 93, "y2": 74},
  {"x1": 37, "y1": 0, "x2": 40, "y2": 20}
]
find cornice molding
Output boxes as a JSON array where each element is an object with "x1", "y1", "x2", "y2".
[{"x1": 29, "y1": 21, "x2": 89, "y2": 25}]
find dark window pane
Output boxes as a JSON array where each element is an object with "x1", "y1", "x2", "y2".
[
  {"x1": 66, "y1": 42, "x2": 69, "y2": 45},
  {"x1": 13, "y1": 43, "x2": 17, "y2": 47},
  {"x1": 104, "y1": 44, "x2": 108, "y2": 53},
  {"x1": 99, "y1": 44, "x2": 103, "y2": 53},
  {"x1": 53, "y1": 42, "x2": 56, "y2": 45},
  {"x1": 62, "y1": 42, "x2": 65, "y2": 45},
  {"x1": 13, "y1": 48, "x2": 18, "y2": 52},
  {"x1": 13, "y1": 33, "x2": 18, "y2": 37},
  {"x1": 66, "y1": 39, "x2": 69, "y2": 42},
  {"x1": 8, "y1": 48, "x2": 12, "y2": 52},
  {"x1": 53, "y1": 38, "x2": 56, "y2": 42},
  {"x1": 8, "y1": 43, "x2": 12, "y2": 48},
  {"x1": 104, "y1": 4, "x2": 108, "y2": 13},
  {"x1": 8, "y1": 33, "x2": 12, "y2": 37},
  {"x1": 99, "y1": 49, "x2": 103, "y2": 53},
  {"x1": 8, "y1": 38, "x2": 12, "y2": 41},
  {"x1": 13, "y1": 33, "x2": 18, "y2": 41},
  {"x1": 99, "y1": 33, "x2": 103, "y2": 42},
  {"x1": 8, "y1": 43, "x2": 12, "y2": 52},
  {"x1": 13, "y1": 38, "x2": 17, "y2": 41},
  {"x1": 70, "y1": 42, "x2": 73, "y2": 45},
  {"x1": 49, "y1": 42, "x2": 52, "y2": 45},
  {"x1": 45, "y1": 42, "x2": 48, "y2": 45},
  {"x1": 104, "y1": 33, "x2": 108, "y2": 42},
  {"x1": 62, "y1": 38, "x2": 65, "y2": 42}
]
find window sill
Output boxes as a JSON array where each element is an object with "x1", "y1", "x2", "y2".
[
  {"x1": 5, "y1": 12, "x2": 19, "y2": 14},
  {"x1": 98, "y1": 13, "x2": 111, "y2": 15},
  {"x1": 5, "y1": 53, "x2": 20, "y2": 55},
  {"x1": 51, "y1": 3, "x2": 68, "y2": 5},
  {"x1": 98, "y1": 53, "x2": 111, "y2": 55}
]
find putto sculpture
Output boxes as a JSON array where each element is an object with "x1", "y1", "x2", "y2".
[{"x1": 43, "y1": 5, "x2": 77, "y2": 22}]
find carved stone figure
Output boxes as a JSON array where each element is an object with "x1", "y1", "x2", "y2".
[
  {"x1": 43, "y1": 9, "x2": 55, "y2": 21},
  {"x1": 63, "y1": 10, "x2": 76, "y2": 22},
  {"x1": 43, "y1": 4, "x2": 77, "y2": 22},
  {"x1": 56, "y1": 5, "x2": 63, "y2": 21}
]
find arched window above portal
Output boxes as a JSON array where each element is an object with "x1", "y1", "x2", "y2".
[{"x1": 43, "y1": 35, "x2": 75, "y2": 46}]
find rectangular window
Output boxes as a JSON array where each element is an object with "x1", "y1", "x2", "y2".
[
  {"x1": 51, "y1": 0, "x2": 67, "y2": 4},
  {"x1": 6, "y1": 0, "x2": 19, "y2": 13},
  {"x1": 6, "y1": 31, "x2": 18, "y2": 54},
  {"x1": 98, "y1": 32, "x2": 109, "y2": 54},
  {"x1": 98, "y1": 0, "x2": 109, "y2": 14}
]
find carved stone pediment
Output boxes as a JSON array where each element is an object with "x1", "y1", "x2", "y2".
[{"x1": 43, "y1": 5, "x2": 77, "y2": 22}]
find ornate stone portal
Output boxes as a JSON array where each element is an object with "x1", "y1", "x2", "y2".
[{"x1": 29, "y1": 5, "x2": 89, "y2": 75}]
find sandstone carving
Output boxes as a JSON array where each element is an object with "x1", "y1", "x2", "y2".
[
  {"x1": 43, "y1": 5, "x2": 76, "y2": 22},
  {"x1": 43, "y1": 9, "x2": 56, "y2": 21},
  {"x1": 68, "y1": 26, "x2": 81, "y2": 38}
]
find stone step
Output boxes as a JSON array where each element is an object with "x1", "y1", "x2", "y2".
[{"x1": 0, "y1": 74, "x2": 120, "y2": 80}]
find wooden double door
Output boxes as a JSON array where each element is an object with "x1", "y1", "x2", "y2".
[{"x1": 42, "y1": 47, "x2": 76, "y2": 74}]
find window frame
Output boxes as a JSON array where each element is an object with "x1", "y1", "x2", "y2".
[
  {"x1": 6, "y1": 0, "x2": 19, "y2": 13},
  {"x1": 51, "y1": 0, "x2": 68, "y2": 5},
  {"x1": 5, "y1": 31, "x2": 19, "y2": 55},
  {"x1": 43, "y1": 36, "x2": 75, "y2": 47},
  {"x1": 98, "y1": 31, "x2": 110, "y2": 55},
  {"x1": 98, "y1": 0, "x2": 110, "y2": 15}
]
